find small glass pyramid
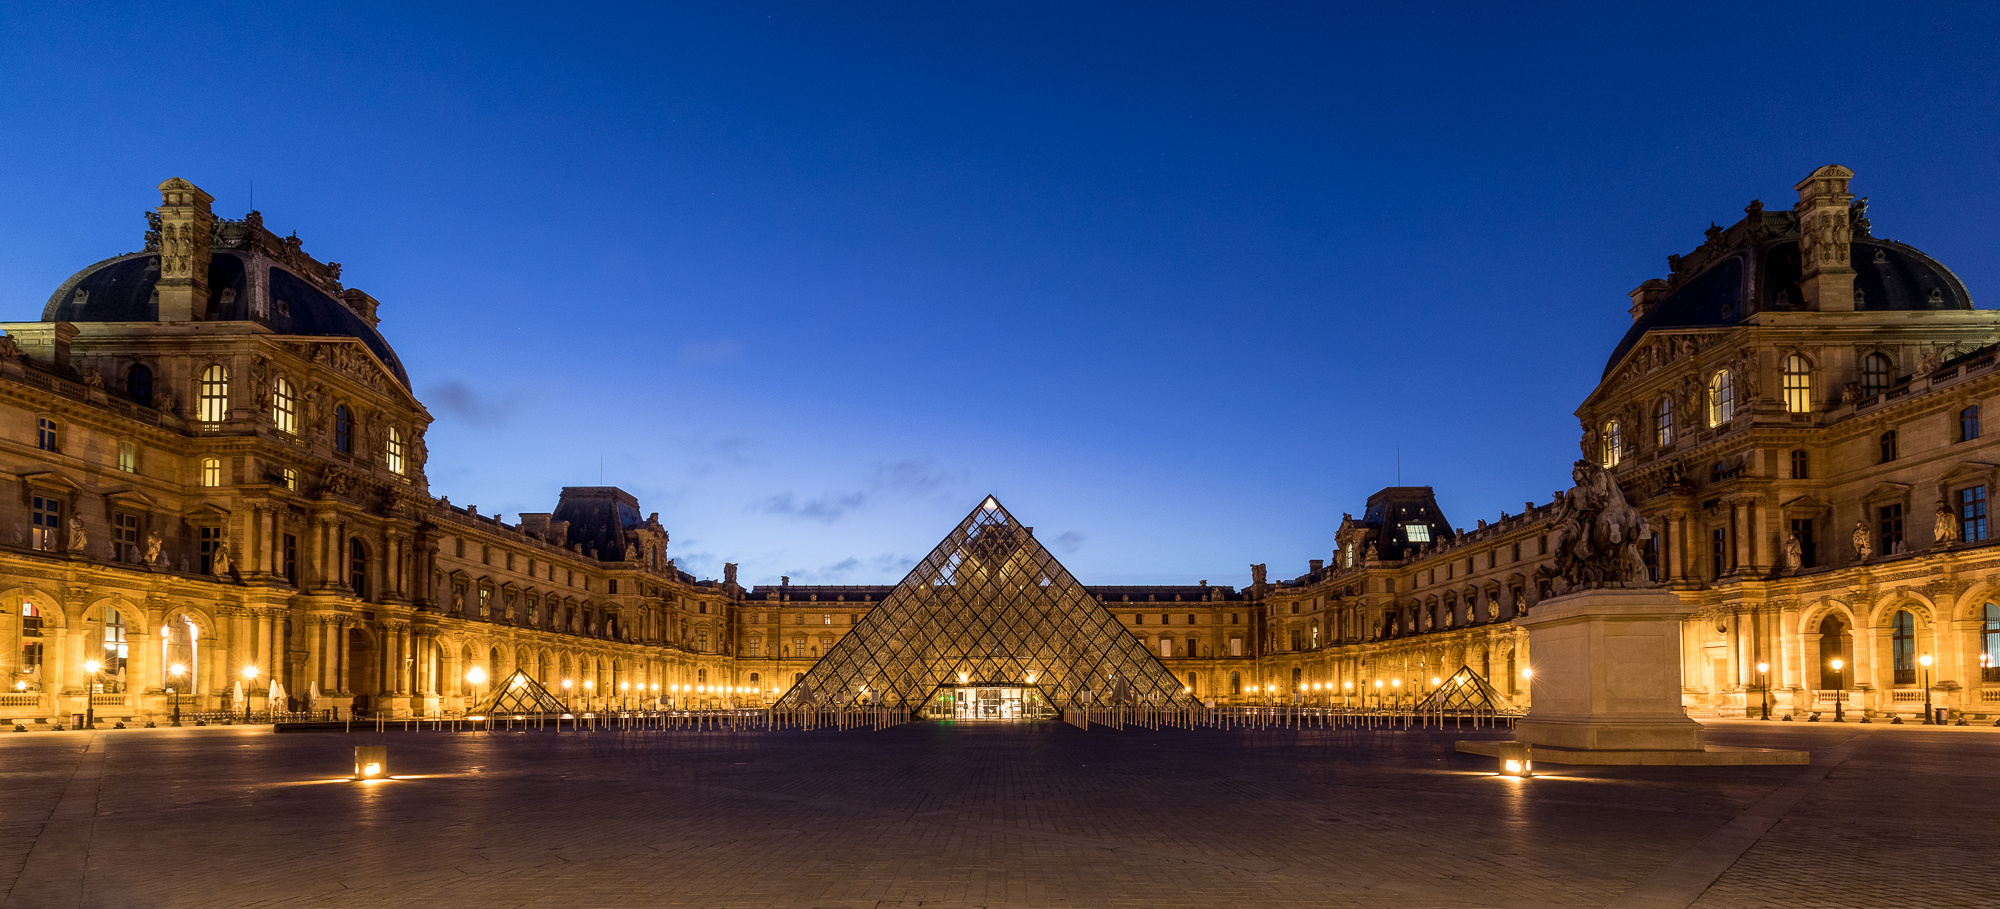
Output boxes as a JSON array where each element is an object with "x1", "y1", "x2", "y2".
[{"x1": 470, "y1": 669, "x2": 572, "y2": 716}]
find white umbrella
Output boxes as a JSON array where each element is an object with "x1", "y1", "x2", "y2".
[
  {"x1": 266, "y1": 680, "x2": 287, "y2": 715},
  {"x1": 231, "y1": 680, "x2": 244, "y2": 709},
  {"x1": 307, "y1": 681, "x2": 321, "y2": 715}
]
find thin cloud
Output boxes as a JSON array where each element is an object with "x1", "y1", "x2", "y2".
[
  {"x1": 1054, "y1": 531, "x2": 1085, "y2": 554},
  {"x1": 752, "y1": 491, "x2": 869, "y2": 522},
  {"x1": 870, "y1": 459, "x2": 964, "y2": 498},
  {"x1": 425, "y1": 380, "x2": 516, "y2": 427},
  {"x1": 679, "y1": 338, "x2": 743, "y2": 366}
]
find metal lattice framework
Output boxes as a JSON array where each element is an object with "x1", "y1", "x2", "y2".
[
  {"x1": 774, "y1": 496, "x2": 1199, "y2": 712},
  {"x1": 470, "y1": 669, "x2": 572, "y2": 716},
  {"x1": 1412, "y1": 666, "x2": 1504, "y2": 712}
]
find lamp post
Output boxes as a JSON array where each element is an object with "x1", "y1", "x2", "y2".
[
  {"x1": 1391, "y1": 678, "x2": 1402, "y2": 711},
  {"x1": 1919, "y1": 654, "x2": 1934, "y2": 724},
  {"x1": 242, "y1": 665, "x2": 258, "y2": 724},
  {"x1": 167, "y1": 663, "x2": 186, "y2": 726},
  {"x1": 465, "y1": 666, "x2": 487, "y2": 713},
  {"x1": 1343, "y1": 680, "x2": 1353, "y2": 709},
  {"x1": 1829, "y1": 658, "x2": 1844, "y2": 722},
  {"x1": 82, "y1": 659, "x2": 102, "y2": 729},
  {"x1": 1373, "y1": 679, "x2": 1383, "y2": 709},
  {"x1": 1756, "y1": 661, "x2": 1770, "y2": 720}
]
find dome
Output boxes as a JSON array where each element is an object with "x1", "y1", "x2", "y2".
[
  {"x1": 41, "y1": 249, "x2": 410, "y2": 388},
  {"x1": 1603, "y1": 238, "x2": 1974, "y2": 379}
]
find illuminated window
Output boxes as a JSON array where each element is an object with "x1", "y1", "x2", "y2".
[
  {"x1": 35, "y1": 418, "x2": 57, "y2": 453},
  {"x1": 200, "y1": 457, "x2": 222, "y2": 487},
  {"x1": 280, "y1": 467, "x2": 297, "y2": 491},
  {"x1": 1782, "y1": 355, "x2": 1813, "y2": 413},
  {"x1": 1404, "y1": 524, "x2": 1431, "y2": 543},
  {"x1": 271, "y1": 377, "x2": 297, "y2": 434},
  {"x1": 1861, "y1": 353, "x2": 1893, "y2": 398},
  {"x1": 1708, "y1": 369, "x2": 1734, "y2": 426},
  {"x1": 117, "y1": 441, "x2": 137, "y2": 473},
  {"x1": 1655, "y1": 396, "x2": 1674, "y2": 446},
  {"x1": 1600, "y1": 419, "x2": 1621, "y2": 468},
  {"x1": 197, "y1": 365, "x2": 228, "y2": 424},
  {"x1": 1983, "y1": 604, "x2": 2000, "y2": 682},
  {"x1": 30, "y1": 495, "x2": 60, "y2": 551},
  {"x1": 385, "y1": 427, "x2": 405, "y2": 475}
]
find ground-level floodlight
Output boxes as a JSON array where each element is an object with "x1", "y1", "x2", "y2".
[
  {"x1": 355, "y1": 745, "x2": 388, "y2": 780},
  {"x1": 1496, "y1": 741, "x2": 1533, "y2": 778}
]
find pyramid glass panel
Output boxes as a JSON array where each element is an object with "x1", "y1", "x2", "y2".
[
  {"x1": 1412, "y1": 666, "x2": 1504, "y2": 712},
  {"x1": 470, "y1": 669, "x2": 572, "y2": 716},
  {"x1": 776, "y1": 496, "x2": 1199, "y2": 714}
]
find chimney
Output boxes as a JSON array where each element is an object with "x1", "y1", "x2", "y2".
[
  {"x1": 51, "y1": 322, "x2": 77, "y2": 371},
  {"x1": 154, "y1": 178, "x2": 215, "y2": 322},
  {"x1": 1627, "y1": 279, "x2": 1670, "y2": 323},
  {"x1": 1793, "y1": 165, "x2": 1856, "y2": 311},
  {"x1": 1310, "y1": 559, "x2": 1324, "y2": 572}
]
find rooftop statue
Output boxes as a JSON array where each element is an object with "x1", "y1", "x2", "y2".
[{"x1": 1545, "y1": 459, "x2": 1654, "y2": 594}]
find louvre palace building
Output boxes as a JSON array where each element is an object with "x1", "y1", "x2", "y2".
[{"x1": 4, "y1": 165, "x2": 2000, "y2": 728}]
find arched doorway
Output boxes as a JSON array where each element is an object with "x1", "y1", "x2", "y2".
[
  {"x1": 1818, "y1": 614, "x2": 1851, "y2": 690},
  {"x1": 345, "y1": 627, "x2": 378, "y2": 711}
]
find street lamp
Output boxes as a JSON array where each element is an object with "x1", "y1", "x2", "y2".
[
  {"x1": 1919, "y1": 654, "x2": 1934, "y2": 724},
  {"x1": 242, "y1": 665, "x2": 258, "y2": 724},
  {"x1": 1343, "y1": 680, "x2": 1353, "y2": 709},
  {"x1": 1756, "y1": 661, "x2": 1770, "y2": 720},
  {"x1": 167, "y1": 663, "x2": 187, "y2": 726},
  {"x1": 466, "y1": 666, "x2": 487, "y2": 711},
  {"x1": 1829, "y1": 658, "x2": 1844, "y2": 722},
  {"x1": 82, "y1": 659, "x2": 102, "y2": 729}
]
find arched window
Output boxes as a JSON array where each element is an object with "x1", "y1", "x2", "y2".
[
  {"x1": 271, "y1": 378, "x2": 297, "y2": 434},
  {"x1": 1601, "y1": 419, "x2": 1621, "y2": 468},
  {"x1": 1782, "y1": 354, "x2": 1812, "y2": 413},
  {"x1": 126, "y1": 364, "x2": 153, "y2": 407},
  {"x1": 1891, "y1": 610, "x2": 1916, "y2": 683},
  {"x1": 1505, "y1": 650, "x2": 1517, "y2": 695},
  {"x1": 1861, "y1": 353, "x2": 1893, "y2": 398},
  {"x1": 1983, "y1": 604, "x2": 2000, "y2": 682},
  {"x1": 99, "y1": 608, "x2": 129, "y2": 693},
  {"x1": 200, "y1": 457, "x2": 222, "y2": 487},
  {"x1": 1655, "y1": 396, "x2": 1674, "y2": 446},
  {"x1": 1790, "y1": 449, "x2": 1810, "y2": 479},
  {"x1": 1186, "y1": 672, "x2": 1199, "y2": 695},
  {"x1": 197, "y1": 365, "x2": 229, "y2": 424},
  {"x1": 1708, "y1": 369, "x2": 1734, "y2": 426},
  {"x1": 1818, "y1": 614, "x2": 1850, "y2": 689},
  {"x1": 385, "y1": 427, "x2": 406, "y2": 475},
  {"x1": 488, "y1": 647, "x2": 500, "y2": 684},
  {"x1": 348, "y1": 538, "x2": 368, "y2": 598},
  {"x1": 334, "y1": 404, "x2": 352, "y2": 453}
]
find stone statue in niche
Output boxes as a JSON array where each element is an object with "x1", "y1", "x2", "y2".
[
  {"x1": 1935, "y1": 501, "x2": 1960, "y2": 545},
  {"x1": 1543, "y1": 459, "x2": 1653, "y2": 595},
  {"x1": 211, "y1": 539, "x2": 233, "y2": 577},
  {"x1": 145, "y1": 532, "x2": 162, "y2": 566},
  {"x1": 1784, "y1": 533, "x2": 1803, "y2": 571},
  {"x1": 1853, "y1": 521, "x2": 1872, "y2": 560},
  {"x1": 67, "y1": 516, "x2": 87, "y2": 554}
]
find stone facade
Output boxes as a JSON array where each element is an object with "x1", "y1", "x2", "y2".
[{"x1": 6, "y1": 166, "x2": 1997, "y2": 726}]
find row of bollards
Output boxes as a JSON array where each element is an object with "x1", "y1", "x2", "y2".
[{"x1": 329, "y1": 705, "x2": 1515, "y2": 736}]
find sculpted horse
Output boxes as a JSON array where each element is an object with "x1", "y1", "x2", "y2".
[{"x1": 1549, "y1": 459, "x2": 1653, "y2": 593}]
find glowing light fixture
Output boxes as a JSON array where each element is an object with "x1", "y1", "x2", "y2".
[
  {"x1": 1496, "y1": 742, "x2": 1533, "y2": 778},
  {"x1": 355, "y1": 745, "x2": 388, "y2": 780},
  {"x1": 465, "y1": 666, "x2": 487, "y2": 685}
]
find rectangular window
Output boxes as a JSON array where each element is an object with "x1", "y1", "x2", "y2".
[
  {"x1": 198, "y1": 526, "x2": 220, "y2": 574},
  {"x1": 200, "y1": 458, "x2": 222, "y2": 487},
  {"x1": 112, "y1": 513, "x2": 139, "y2": 563},
  {"x1": 36, "y1": 418, "x2": 57, "y2": 453},
  {"x1": 1879, "y1": 503, "x2": 1905, "y2": 554},
  {"x1": 30, "y1": 495, "x2": 60, "y2": 551},
  {"x1": 478, "y1": 588, "x2": 491, "y2": 618},
  {"x1": 1404, "y1": 524, "x2": 1431, "y2": 543},
  {"x1": 1289, "y1": 629, "x2": 1302, "y2": 651},
  {"x1": 283, "y1": 534, "x2": 298, "y2": 585},
  {"x1": 117, "y1": 441, "x2": 137, "y2": 473},
  {"x1": 1711, "y1": 527, "x2": 1727, "y2": 579},
  {"x1": 747, "y1": 637, "x2": 762, "y2": 657},
  {"x1": 1229, "y1": 637, "x2": 1243, "y2": 657},
  {"x1": 1789, "y1": 518, "x2": 1817, "y2": 569},
  {"x1": 1961, "y1": 486, "x2": 1989, "y2": 543},
  {"x1": 1229, "y1": 613, "x2": 1239, "y2": 624},
  {"x1": 1880, "y1": 429, "x2": 1898, "y2": 463},
  {"x1": 1963, "y1": 406, "x2": 1982, "y2": 443}
]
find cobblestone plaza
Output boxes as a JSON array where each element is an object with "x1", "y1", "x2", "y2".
[{"x1": 3, "y1": 720, "x2": 1995, "y2": 908}]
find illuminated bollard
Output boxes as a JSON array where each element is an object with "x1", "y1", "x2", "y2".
[
  {"x1": 355, "y1": 745, "x2": 388, "y2": 780},
  {"x1": 1497, "y1": 741, "x2": 1533, "y2": 778}
]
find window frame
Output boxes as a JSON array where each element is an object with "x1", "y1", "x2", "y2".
[
  {"x1": 271, "y1": 377, "x2": 297, "y2": 435},
  {"x1": 1708, "y1": 369, "x2": 1735, "y2": 426},
  {"x1": 1782, "y1": 354, "x2": 1813, "y2": 414},
  {"x1": 197, "y1": 364, "x2": 229, "y2": 425}
]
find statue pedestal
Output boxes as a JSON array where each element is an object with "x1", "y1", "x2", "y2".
[{"x1": 1512, "y1": 587, "x2": 1705, "y2": 752}]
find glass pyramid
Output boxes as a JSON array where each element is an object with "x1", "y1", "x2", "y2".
[
  {"x1": 470, "y1": 669, "x2": 572, "y2": 716},
  {"x1": 1412, "y1": 666, "x2": 1504, "y2": 712},
  {"x1": 775, "y1": 496, "x2": 1199, "y2": 713}
]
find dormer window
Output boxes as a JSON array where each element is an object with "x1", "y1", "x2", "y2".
[{"x1": 1404, "y1": 524, "x2": 1431, "y2": 543}]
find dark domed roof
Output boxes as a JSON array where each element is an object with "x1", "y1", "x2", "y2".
[
  {"x1": 42, "y1": 250, "x2": 410, "y2": 387},
  {"x1": 1603, "y1": 239, "x2": 1973, "y2": 378}
]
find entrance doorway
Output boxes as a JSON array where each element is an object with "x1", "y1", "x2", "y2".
[{"x1": 921, "y1": 685, "x2": 1055, "y2": 721}]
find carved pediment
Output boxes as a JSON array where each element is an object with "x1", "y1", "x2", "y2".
[
  {"x1": 16, "y1": 469, "x2": 81, "y2": 493},
  {"x1": 1603, "y1": 330, "x2": 1730, "y2": 396},
  {"x1": 1780, "y1": 494, "x2": 1833, "y2": 514},
  {"x1": 276, "y1": 339, "x2": 416, "y2": 404},
  {"x1": 1861, "y1": 482, "x2": 1912, "y2": 503},
  {"x1": 1936, "y1": 461, "x2": 1998, "y2": 487}
]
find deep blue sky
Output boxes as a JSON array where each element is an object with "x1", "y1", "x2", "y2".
[{"x1": 3, "y1": 3, "x2": 1996, "y2": 587}]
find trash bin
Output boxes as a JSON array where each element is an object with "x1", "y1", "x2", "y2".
[{"x1": 1935, "y1": 707, "x2": 1949, "y2": 725}]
